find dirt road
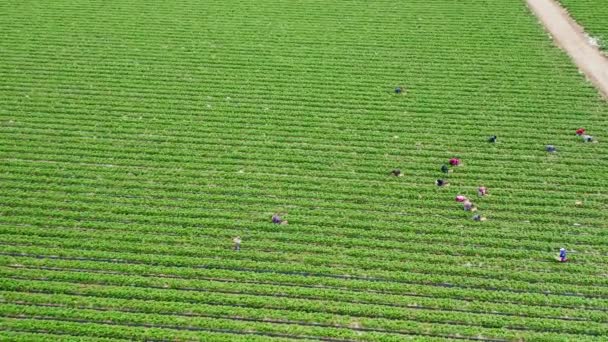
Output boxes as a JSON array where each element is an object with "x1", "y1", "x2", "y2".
[{"x1": 527, "y1": 0, "x2": 608, "y2": 99}]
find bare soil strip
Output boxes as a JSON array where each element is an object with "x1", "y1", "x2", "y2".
[{"x1": 527, "y1": 0, "x2": 608, "y2": 99}]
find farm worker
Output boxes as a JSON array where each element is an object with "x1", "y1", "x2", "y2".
[
  {"x1": 233, "y1": 236, "x2": 241, "y2": 251},
  {"x1": 449, "y1": 158, "x2": 461, "y2": 166},
  {"x1": 436, "y1": 179, "x2": 447, "y2": 187},
  {"x1": 546, "y1": 145, "x2": 556, "y2": 153},
  {"x1": 455, "y1": 195, "x2": 467, "y2": 202},
  {"x1": 559, "y1": 248, "x2": 567, "y2": 262},
  {"x1": 478, "y1": 186, "x2": 488, "y2": 196},
  {"x1": 390, "y1": 169, "x2": 403, "y2": 177},
  {"x1": 395, "y1": 86, "x2": 405, "y2": 94},
  {"x1": 472, "y1": 214, "x2": 486, "y2": 221},
  {"x1": 272, "y1": 214, "x2": 288, "y2": 225},
  {"x1": 463, "y1": 200, "x2": 476, "y2": 212},
  {"x1": 576, "y1": 128, "x2": 585, "y2": 136},
  {"x1": 441, "y1": 165, "x2": 450, "y2": 174},
  {"x1": 582, "y1": 135, "x2": 593, "y2": 142},
  {"x1": 488, "y1": 135, "x2": 497, "y2": 143}
]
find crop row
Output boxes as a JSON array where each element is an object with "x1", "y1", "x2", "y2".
[
  {"x1": 1, "y1": 163, "x2": 604, "y2": 221},
  {"x1": 2, "y1": 180, "x2": 603, "y2": 234},
  {"x1": 1, "y1": 92, "x2": 601, "y2": 136},
  {"x1": 0, "y1": 70, "x2": 592, "y2": 105},
  {"x1": 2, "y1": 128, "x2": 605, "y2": 181},
  {"x1": 4, "y1": 171, "x2": 604, "y2": 218},
  {"x1": 1, "y1": 151, "x2": 603, "y2": 202},
  {"x1": 2, "y1": 188, "x2": 605, "y2": 239},
  {"x1": 0, "y1": 317, "x2": 301, "y2": 342},
  {"x1": 2, "y1": 207, "x2": 605, "y2": 271},
  {"x1": 2, "y1": 113, "x2": 603, "y2": 161},
  {"x1": 4, "y1": 157, "x2": 606, "y2": 207},
  {"x1": 3, "y1": 246, "x2": 608, "y2": 309},
  {"x1": 0, "y1": 74, "x2": 592, "y2": 112},
  {"x1": 0, "y1": 71, "x2": 595, "y2": 111},
  {"x1": 5, "y1": 118, "x2": 601, "y2": 171},
  {"x1": 11, "y1": 252, "x2": 607, "y2": 313},
  {"x1": 2, "y1": 160, "x2": 599, "y2": 204},
  {"x1": 3, "y1": 121, "x2": 603, "y2": 172},
  {"x1": 0, "y1": 291, "x2": 525, "y2": 337},
  {"x1": 3, "y1": 258, "x2": 608, "y2": 323},
  {"x1": 1, "y1": 123, "x2": 602, "y2": 174},
  {"x1": 0, "y1": 30, "x2": 576, "y2": 62},
  {"x1": 6, "y1": 243, "x2": 605, "y2": 301},
  {"x1": 3, "y1": 202, "x2": 600, "y2": 254},
  {"x1": 1, "y1": 278, "x2": 605, "y2": 341},
  {"x1": 0, "y1": 303, "x2": 503, "y2": 342},
  {"x1": 4, "y1": 141, "x2": 596, "y2": 181},
  {"x1": 0, "y1": 57, "x2": 582, "y2": 88},
  {"x1": 2, "y1": 222, "x2": 603, "y2": 276},
  {"x1": 0, "y1": 26, "x2": 544, "y2": 51},
  {"x1": 1, "y1": 182, "x2": 604, "y2": 238},
  {"x1": 3, "y1": 208, "x2": 598, "y2": 258},
  {"x1": 1, "y1": 213, "x2": 605, "y2": 274},
  {"x1": 0, "y1": 327, "x2": 128, "y2": 342},
  {"x1": 0, "y1": 22, "x2": 574, "y2": 56},
  {"x1": 2, "y1": 195, "x2": 606, "y2": 250},
  {"x1": 2, "y1": 231, "x2": 607, "y2": 290},
  {"x1": 1, "y1": 184, "x2": 602, "y2": 237}
]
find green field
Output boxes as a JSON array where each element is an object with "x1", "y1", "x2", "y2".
[
  {"x1": 559, "y1": 0, "x2": 608, "y2": 50},
  {"x1": 1, "y1": 0, "x2": 608, "y2": 341}
]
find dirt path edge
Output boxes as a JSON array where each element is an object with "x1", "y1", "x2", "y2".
[{"x1": 526, "y1": 0, "x2": 608, "y2": 100}]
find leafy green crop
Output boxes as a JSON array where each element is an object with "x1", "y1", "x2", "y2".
[
  {"x1": 1, "y1": 0, "x2": 607, "y2": 340},
  {"x1": 559, "y1": 0, "x2": 608, "y2": 51}
]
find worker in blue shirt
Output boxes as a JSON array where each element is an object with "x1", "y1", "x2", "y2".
[{"x1": 559, "y1": 248, "x2": 567, "y2": 262}]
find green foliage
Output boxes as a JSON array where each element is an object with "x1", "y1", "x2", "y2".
[
  {"x1": 1, "y1": 0, "x2": 607, "y2": 340},
  {"x1": 559, "y1": 0, "x2": 608, "y2": 50}
]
